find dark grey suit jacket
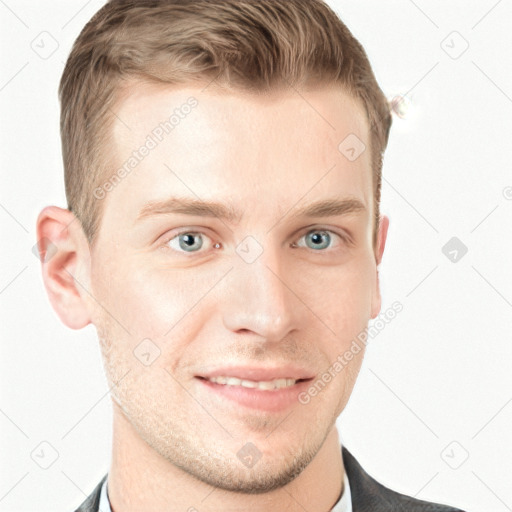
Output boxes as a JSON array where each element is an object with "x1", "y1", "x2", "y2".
[{"x1": 74, "y1": 446, "x2": 465, "y2": 511}]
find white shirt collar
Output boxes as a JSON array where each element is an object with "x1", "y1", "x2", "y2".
[
  {"x1": 99, "y1": 470, "x2": 352, "y2": 512},
  {"x1": 99, "y1": 476, "x2": 111, "y2": 512},
  {"x1": 331, "y1": 470, "x2": 352, "y2": 512}
]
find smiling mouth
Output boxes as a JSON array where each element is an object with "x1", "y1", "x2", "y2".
[{"x1": 194, "y1": 371, "x2": 316, "y2": 412}]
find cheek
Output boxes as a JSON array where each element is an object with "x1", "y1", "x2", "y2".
[
  {"x1": 302, "y1": 256, "x2": 376, "y2": 336},
  {"x1": 91, "y1": 262, "x2": 197, "y2": 404},
  {"x1": 93, "y1": 256, "x2": 189, "y2": 335},
  {"x1": 91, "y1": 256, "x2": 225, "y2": 365}
]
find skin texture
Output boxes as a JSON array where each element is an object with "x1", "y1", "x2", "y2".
[{"x1": 37, "y1": 82, "x2": 388, "y2": 512}]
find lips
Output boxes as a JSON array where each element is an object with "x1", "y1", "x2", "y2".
[
  {"x1": 195, "y1": 367, "x2": 315, "y2": 412},
  {"x1": 195, "y1": 365, "x2": 316, "y2": 382}
]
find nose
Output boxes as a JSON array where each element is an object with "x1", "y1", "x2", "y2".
[{"x1": 221, "y1": 248, "x2": 302, "y2": 341}]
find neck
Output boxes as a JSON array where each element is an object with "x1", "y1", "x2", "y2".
[{"x1": 107, "y1": 402, "x2": 345, "y2": 512}]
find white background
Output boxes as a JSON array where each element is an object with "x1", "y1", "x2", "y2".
[{"x1": 1, "y1": 1, "x2": 511, "y2": 511}]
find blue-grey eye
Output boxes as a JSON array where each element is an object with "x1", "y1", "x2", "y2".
[
  {"x1": 177, "y1": 232, "x2": 203, "y2": 252},
  {"x1": 305, "y1": 231, "x2": 331, "y2": 250}
]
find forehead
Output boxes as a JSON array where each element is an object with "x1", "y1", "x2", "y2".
[
  {"x1": 113, "y1": 80, "x2": 369, "y2": 155},
  {"x1": 104, "y1": 80, "x2": 372, "y2": 227}
]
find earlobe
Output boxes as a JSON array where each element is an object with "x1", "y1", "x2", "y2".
[{"x1": 35, "y1": 206, "x2": 93, "y2": 330}]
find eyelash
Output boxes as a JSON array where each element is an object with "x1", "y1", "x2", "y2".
[{"x1": 159, "y1": 227, "x2": 351, "y2": 257}]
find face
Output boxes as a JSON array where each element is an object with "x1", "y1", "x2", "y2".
[{"x1": 87, "y1": 81, "x2": 384, "y2": 493}]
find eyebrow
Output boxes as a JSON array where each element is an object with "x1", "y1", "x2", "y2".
[{"x1": 136, "y1": 196, "x2": 366, "y2": 225}]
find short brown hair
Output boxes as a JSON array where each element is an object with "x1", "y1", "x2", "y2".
[{"x1": 59, "y1": 0, "x2": 392, "y2": 247}]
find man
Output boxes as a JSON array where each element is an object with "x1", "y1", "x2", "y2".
[{"x1": 36, "y1": 0, "x2": 465, "y2": 510}]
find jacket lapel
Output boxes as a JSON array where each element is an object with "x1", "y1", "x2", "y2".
[{"x1": 73, "y1": 473, "x2": 107, "y2": 512}]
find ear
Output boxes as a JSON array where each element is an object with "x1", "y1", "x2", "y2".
[
  {"x1": 370, "y1": 214, "x2": 389, "y2": 319},
  {"x1": 35, "y1": 206, "x2": 93, "y2": 329}
]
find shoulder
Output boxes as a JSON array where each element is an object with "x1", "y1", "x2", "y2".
[
  {"x1": 342, "y1": 446, "x2": 466, "y2": 511},
  {"x1": 73, "y1": 474, "x2": 107, "y2": 512}
]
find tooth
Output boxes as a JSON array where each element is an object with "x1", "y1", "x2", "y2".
[
  {"x1": 257, "y1": 381, "x2": 275, "y2": 390},
  {"x1": 226, "y1": 377, "x2": 242, "y2": 386},
  {"x1": 240, "y1": 379, "x2": 258, "y2": 388},
  {"x1": 274, "y1": 378, "x2": 287, "y2": 388}
]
